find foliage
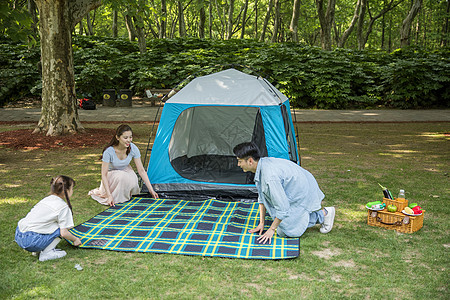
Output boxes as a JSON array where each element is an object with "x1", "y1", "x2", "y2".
[
  {"x1": 0, "y1": 1, "x2": 35, "y2": 45},
  {"x1": 1, "y1": 37, "x2": 449, "y2": 108},
  {"x1": 0, "y1": 39, "x2": 40, "y2": 107}
]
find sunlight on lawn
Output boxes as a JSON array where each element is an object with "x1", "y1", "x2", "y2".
[
  {"x1": 419, "y1": 132, "x2": 450, "y2": 139},
  {"x1": 17, "y1": 286, "x2": 51, "y2": 298},
  {"x1": 74, "y1": 153, "x2": 99, "y2": 159},
  {"x1": 0, "y1": 197, "x2": 29, "y2": 205},
  {"x1": 339, "y1": 207, "x2": 367, "y2": 222}
]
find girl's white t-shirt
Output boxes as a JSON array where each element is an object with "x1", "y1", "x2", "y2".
[{"x1": 18, "y1": 194, "x2": 74, "y2": 234}]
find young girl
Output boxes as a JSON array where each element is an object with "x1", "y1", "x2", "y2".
[
  {"x1": 15, "y1": 175, "x2": 82, "y2": 262},
  {"x1": 89, "y1": 124, "x2": 158, "y2": 206}
]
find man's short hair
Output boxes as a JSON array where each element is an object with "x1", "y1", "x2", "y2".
[{"x1": 233, "y1": 142, "x2": 261, "y2": 160}]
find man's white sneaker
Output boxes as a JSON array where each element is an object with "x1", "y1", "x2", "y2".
[
  {"x1": 39, "y1": 249, "x2": 67, "y2": 262},
  {"x1": 320, "y1": 207, "x2": 335, "y2": 233}
]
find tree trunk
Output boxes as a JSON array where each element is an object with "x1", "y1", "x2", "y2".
[
  {"x1": 259, "y1": 0, "x2": 273, "y2": 42},
  {"x1": 315, "y1": 0, "x2": 336, "y2": 50},
  {"x1": 442, "y1": 0, "x2": 449, "y2": 47},
  {"x1": 125, "y1": 13, "x2": 137, "y2": 41},
  {"x1": 86, "y1": 12, "x2": 94, "y2": 35},
  {"x1": 112, "y1": 10, "x2": 118, "y2": 38},
  {"x1": 226, "y1": 0, "x2": 235, "y2": 39},
  {"x1": 27, "y1": 0, "x2": 39, "y2": 37},
  {"x1": 359, "y1": 0, "x2": 406, "y2": 50},
  {"x1": 199, "y1": 6, "x2": 206, "y2": 38},
  {"x1": 78, "y1": 21, "x2": 84, "y2": 35},
  {"x1": 33, "y1": 0, "x2": 101, "y2": 136},
  {"x1": 209, "y1": 1, "x2": 213, "y2": 38},
  {"x1": 356, "y1": 0, "x2": 367, "y2": 50},
  {"x1": 160, "y1": 0, "x2": 167, "y2": 38},
  {"x1": 400, "y1": 0, "x2": 422, "y2": 47},
  {"x1": 134, "y1": 16, "x2": 147, "y2": 54},
  {"x1": 178, "y1": 1, "x2": 186, "y2": 37},
  {"x1": 240, "y1": 0, "x2": 249, "y2": 39},
  {"x1": 289, "y1": 0, "x2": 301, "y2": 42},
  {"x1": 271, "y1": 0, "x2": 281, "y2": 42},
  {"x1": 254, "y1": 0, "x2": 258, "y2": 39},
  {"x1": 338, "y1": 0, "x2": 362, "y2": 48}
]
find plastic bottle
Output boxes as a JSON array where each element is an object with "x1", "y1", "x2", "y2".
[{"x1": 398, "y1": 189, "x2": 405, "y2": 200}]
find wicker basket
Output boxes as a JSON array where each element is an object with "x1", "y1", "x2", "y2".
[
  {"x1": 367, "y1": 209, "x2": 424, "y2": 233},
  {"x1": 382, "y1": 197, "x2": 408, "y2": 212}
]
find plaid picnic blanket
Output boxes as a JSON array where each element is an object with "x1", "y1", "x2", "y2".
[{"x1": 69, "y1": 197, "x2": 300, "y2": 260}]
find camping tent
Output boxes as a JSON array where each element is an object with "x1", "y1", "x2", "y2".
[{"x1": 146, "y1": 68, "x2": 298, "y2": 199}]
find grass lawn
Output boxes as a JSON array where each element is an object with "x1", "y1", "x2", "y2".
[{"x1": 0, "y1": 122, "x2": 448, "y2": 299}]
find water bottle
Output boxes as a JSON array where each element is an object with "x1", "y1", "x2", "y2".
[{"x1": 398, "y1": 189, "x2": 405, "y2": 200}]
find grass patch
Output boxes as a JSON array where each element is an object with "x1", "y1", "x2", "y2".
[{"x1": 1, "y1": 123, "x2": 449, "y2": 299}]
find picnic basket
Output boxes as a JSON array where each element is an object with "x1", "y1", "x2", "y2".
[{"x1": 366, "y1": 197, "x2": 424, "y2": 233}]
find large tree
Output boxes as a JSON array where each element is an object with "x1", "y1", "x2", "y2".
[
  {"x1": 33, "y1": 0, "x2": 101, "y2": 136},
  {"x1": 400, "y1": 0, "x2": 422, "y2": 47},
  {"x1": 316, "y1": 0, "x2": 336, "y2": 50}
]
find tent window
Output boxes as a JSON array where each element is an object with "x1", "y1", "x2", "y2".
[
  {"x1": 169, "y1": 106, "x2": 267, "y2": 184},
  {"x1": 281, "y1": 104, "x2": 298, "y2": 163}
]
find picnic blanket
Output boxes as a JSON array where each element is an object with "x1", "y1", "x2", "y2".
[{"x1": 69, "y1": 197, "x2": 300, "y2": 260}]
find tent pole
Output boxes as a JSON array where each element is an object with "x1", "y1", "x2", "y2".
[{"x1": 292, "y1": 105, "x2": 301, "y2": 166}]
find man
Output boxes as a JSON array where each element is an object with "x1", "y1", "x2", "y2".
[{"x1": 233, "y1": 142, "x2": 335, "y2": 244}]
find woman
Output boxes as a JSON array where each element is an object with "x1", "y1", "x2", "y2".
[{"x1": 89, "y1": 124, "x2": 158, "y2": 206}]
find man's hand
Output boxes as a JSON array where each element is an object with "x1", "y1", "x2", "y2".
[
  {"x1": 257, "y1": 228, "x2": 275, "y2": 244},
  {"x1": 249, "y1": 222, "x2": 265, "y2": 235}
]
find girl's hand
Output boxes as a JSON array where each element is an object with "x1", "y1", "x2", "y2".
[
  {"x1": 107, "y1": 195, "x2": 115, "y2": 207},
  {"x1": 74, "y1": 238, "x2": 82, "y2": 247}
]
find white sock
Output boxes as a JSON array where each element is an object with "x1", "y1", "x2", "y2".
[{"x1": 42, "y1": 237, "x2": 61, "y2": 253}]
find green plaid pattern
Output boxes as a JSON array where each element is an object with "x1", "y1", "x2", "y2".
[{"x1": 69, "y1": 197, "x2": 300, "y2": 260}]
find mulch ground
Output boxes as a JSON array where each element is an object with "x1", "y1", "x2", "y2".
[{"x1": 0, "y1": 128, "x2": 114, "y2": 150}]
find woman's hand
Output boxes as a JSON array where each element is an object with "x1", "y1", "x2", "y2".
[
  {"x1": 150, "y1": 189, "x2": 159, "y2": 199},
  {"x1": 107, "y1": 195, "x2": 115, "y2": 207}
]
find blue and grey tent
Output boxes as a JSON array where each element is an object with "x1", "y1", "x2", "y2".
[{"x1": 146, "y1": 68, "x2": 299, "y2": 199}]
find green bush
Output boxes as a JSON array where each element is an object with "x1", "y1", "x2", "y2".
[
  {"x1": 0, "y1": 40, "x2": 40, "y2": 107},
  {"x1": 1, "y1": 36, "x2": 449, "y2": 108}
]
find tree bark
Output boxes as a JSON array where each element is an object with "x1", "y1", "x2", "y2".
[
  {"x1": 112, "y1": 10, "x2": 118, "y2": 38},
  {"x1": 226, "y1": 0, "x2": 235, "y2": 39},
  {"x1": 338, "y1": 0, "x2": 362, "y2": 48},
  {"x1": 159, "y1": 0, "x2": 167, "y2": 38},
  {"x1": 259, "y1": 0, "x2": 273, "y2": 42},
  {"x1": 178, "y1": 1, "x2": 186, "y2": 37},
  {"x1": 315, "y1": 0, "x2": 336, "y2": 50},
  {"x1": 442, "y1": 0, "x2": 449, "y2": 47},
  {"x1": 271, "y1": 0, "x2": 281, "y2": 42},
  {"x1": 134, "y1": 15, "x2": 147, "y2": 54},
  {"x1": 356, "y1": 0, "x2": 367, "y2": 50},
  {"x1": 125, "y1": 13, "x2": 137, "y2": 41},
  {"x1": 240, "y1": 0, "x2": 249, "y2": 39},
  {"x1": 33, "y1": 0, "x2": 100, "y2": 136},
  {"x1": 209, "y1": 1, "x2": 213, "y2": 38},
  {"x1": 400, "y1": 0, "x2": 422, "y2": 47},
  {"x1": 27, "y1": 0, "x2": 39, "y2": 37},
  {"x1": 289, "y1": 0, "x2": 301, "y2": 42},
  {"x1": 199, "y1": 6, "x2": 206, "y2": 38},
  {"x1": 86, "y1": 12, "x2": 94, "y2": 35}
]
